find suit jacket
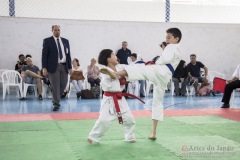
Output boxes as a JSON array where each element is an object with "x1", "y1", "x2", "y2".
[{"x1": 42, "y1": 36, "x2": 72, "y2": 74}]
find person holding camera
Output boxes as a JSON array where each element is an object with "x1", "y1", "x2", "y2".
[{"x1": 15, "y1": 54, "x2": 27, "y2": 73}]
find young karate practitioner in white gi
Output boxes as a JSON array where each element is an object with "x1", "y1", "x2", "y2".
[
  {"x1": 100, "y1": 28, "x2": 182, "y2": 140},
  {"x1": 87, "y1": 49, "x2": 136, "y2": 144}
]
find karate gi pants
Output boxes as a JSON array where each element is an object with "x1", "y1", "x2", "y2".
[
  {"x1": 125, "y1": 65, "x2": 172, "y2": 121},
  {"x1": 88, "y1": 99, "x2": 136, "y2": 142}
]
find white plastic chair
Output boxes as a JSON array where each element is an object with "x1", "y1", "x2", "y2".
[
  {"x1": 42, "y1": 81, "x2": 52, "y2": 98},
  {"x1": 1, "y1": 70, "x2": 23, "y2": 99},
  {"x1": 230, "y1": 88, "x2": 240, "y2": 108},
  {"x1": 145, "y1": 80, "x2": 154, "y2": 97},
  {"x1": 127, "y1": 81, "x2": 140, "y2": 97},
  {"x1": 0, "y1": 69, "x2": 9, "y2": 94},
  {"x1": 23, "y1": 82, "x2": 38, "y2": 98}
]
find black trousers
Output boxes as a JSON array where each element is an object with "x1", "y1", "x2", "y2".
[
  {"x1": 88, "y1": 78, "x2": 100, "y2": 87},
  {"x1": 221, "y1": 80, "x2": 240, "y2": 104}
]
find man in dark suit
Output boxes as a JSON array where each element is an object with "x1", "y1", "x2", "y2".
[{"x1": 42, "y1": 25, "x2": 72, "y2": 111}]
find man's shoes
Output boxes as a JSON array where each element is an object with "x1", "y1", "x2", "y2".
[
  {"x1": 19, "y1": 97, "x2": 26, "y2": 100},
  {"x1": 140, "y1": 93, "x2": 145, "y2": 97},
  {"x1": 38, "y1": 95, "x2": 43, "y2": 100},
  {"x1": 221, "y1": 104, "x2": 230, "y2": 108},
  {"x1": 52, "y1": 106, "x2": 60, "y2": 111},
  {"x1": 52, "y1": 101, "x2": 60, "y2": 111},
  {"x1": 76, "y1": 92, "x2": 81, "y2": 99}
]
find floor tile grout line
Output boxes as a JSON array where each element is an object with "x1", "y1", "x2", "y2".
[{"x1": 54, "y1": 120, "x2": 82, "y2": 160}]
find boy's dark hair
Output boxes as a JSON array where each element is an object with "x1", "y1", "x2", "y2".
[
  {"x1": 98, "y1": 49, "x2": 113, "y2": 66},
  {"x1": 190, "y1": 54, "x2": 196, "y2": 57},
  {"x1": 131, "y1": 53, "x2": 137, "y2": 59},
  {"x1": 18, "y1": 54, "x2": 24, "y2": 58},
  {"x1": 166, "y1": 28, "x2": 182, "y2": 43},
  {"x1": 26, "y1": 54, "x2": 32, "y2": 58}
]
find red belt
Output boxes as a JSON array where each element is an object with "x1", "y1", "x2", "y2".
[{"x1": 104, "y1": 91, "x2": 145, "y2": 124}]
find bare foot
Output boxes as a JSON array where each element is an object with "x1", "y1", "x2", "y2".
[
  {"x1": 148, "y1": 136, "x2": 157, "y2": 140},
  {"x1": 87, "y1": 138, "x2": 93, "y2": 144},
  {"x1": 100, "y1": 68, "x2": 117, "y2": 79},
  {"x1": 128, "y1": 139, "x2": 136, "y2": 143}
]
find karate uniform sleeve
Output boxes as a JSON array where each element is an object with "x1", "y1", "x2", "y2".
[
  {"x1": 155, "y1": 44, "x2": 175, "y2": 65},
  {"x1": 100, "y1": 73, "x2": 122, "y2": 92}
]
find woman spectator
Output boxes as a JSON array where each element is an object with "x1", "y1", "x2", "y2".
[
  {"x1": 87, "y1": 58, "x2": 100, "y2": 87},
  {"x1": 172, "y1": 60, "x2": 188, "y2": 96},
  {"x1": 70, "y1": 58, "x2": 84, "y2": 99}
]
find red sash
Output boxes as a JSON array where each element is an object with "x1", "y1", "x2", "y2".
[{"x1": 104, "y1": 91, "x2": 145, "y2": 124}]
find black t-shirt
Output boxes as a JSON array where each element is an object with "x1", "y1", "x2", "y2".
[
  {"x1": 116, "y1": 48, "x2": 131, "y2": 65},
  {"x1": 173, "y1": 67, "x2": 188, "y2": 80},
  {"x1": 15, "y1": 61, "x2": 27, "y2": 73},
  {"x1": 187, "y1": 61, "x2": 205, "y2": 77}
]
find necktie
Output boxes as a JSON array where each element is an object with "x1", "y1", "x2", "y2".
[{"x1": 57, "y1": 38, "x2": 63, "y2": 60}]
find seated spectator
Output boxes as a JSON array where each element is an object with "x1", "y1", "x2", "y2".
[
  {"x1": 15, "y1": 54, "x2": 27, "y2": 73},
  {"x1": 172, "y1": 60, "x2": 188, "y2": 96},
  {"x1": 21, "y1": 57, "x2": 43, "y2": 100},
  {"x1": 70, "y1": 58, "x2": 84, "y2": 99},
  {"x1": 221, "y1": 64, "x2": 240, "y2": 108},
  {"x1": 128, "y1": 53, "x2": 146, "y2": 97},
  {"x1": 187, "y1": 54, "x2": 208, "y2": 96},
  {"x1": 198, "y1": 80, "x2": 215, "y2": 96},
  {"x1": 87, "y1": 58, "x2": 100, "y2": 88}
]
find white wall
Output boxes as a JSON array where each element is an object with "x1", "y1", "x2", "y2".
[{"x1": 0, "y1": 17, "x2": 240, "y2": 78}]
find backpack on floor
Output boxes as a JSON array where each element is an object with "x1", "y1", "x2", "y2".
[
  {"x1": 81, "y1": 89, "x2": 93, "y2": 99},
  {"x1": 91, "y1": 85, "x2": 100, "y2": 98}
]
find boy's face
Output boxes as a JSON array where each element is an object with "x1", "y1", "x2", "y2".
[
  {"x1": 131, "y1": 56, "x2": 136, "y2": 62},
  {"x1": 108, "y1": 53, "x2": 118, "y2": 65},
  {"x1": 166, "y1": 33, "x2": 179, "y2": 44},
  {"x1": 19, "y1": 56, "x2": 25, "y2": 62}
]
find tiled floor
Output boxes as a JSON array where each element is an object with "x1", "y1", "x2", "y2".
[{"x1": 0, "y1": 91, "x2": 239, "y2": 114}]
